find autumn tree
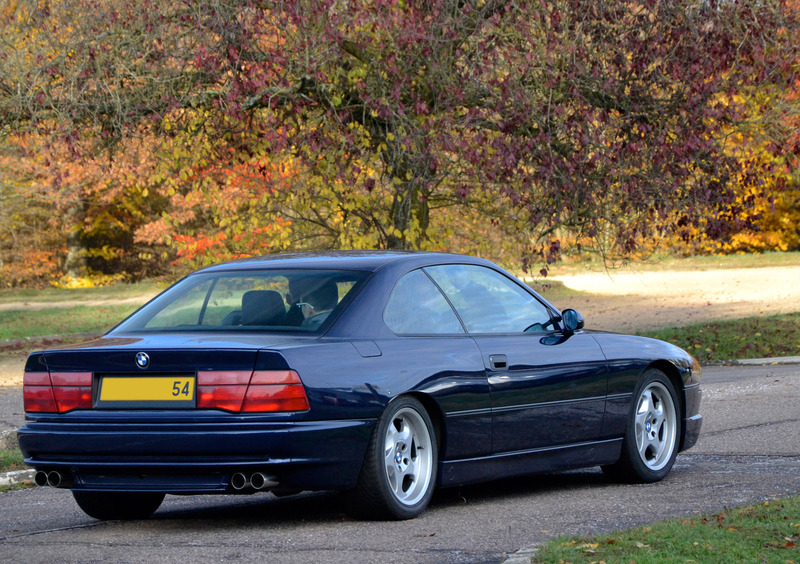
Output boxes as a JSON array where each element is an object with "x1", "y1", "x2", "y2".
[
  {"x1": 2, "y1": 0, "x2": 798, "y2": 273},
  {"x1": 0, "y1": 1, "x2": 174, "y2": 284}
]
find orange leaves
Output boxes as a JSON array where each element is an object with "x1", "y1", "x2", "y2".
[
  {"x1": 174, "y1": 233, "x2": 227, "y2": 262},
  {"x1": 0, "y1": 249, "x2": 60, "y2": 288},
  {"x1": 171, "y1": 217, "x2": 293, "y2": 267}
]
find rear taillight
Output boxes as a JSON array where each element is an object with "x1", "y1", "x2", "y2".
[
  {"x1": 198, "y1": 370, "x2": 309, "y2": 413},
  {"x1": 24, "y1": 372, "x2": 93, "y2": 413}
]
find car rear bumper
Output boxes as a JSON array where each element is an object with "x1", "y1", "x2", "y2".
[{"x1": 18, "y1": 415, "x2": 374, "y2": 494}]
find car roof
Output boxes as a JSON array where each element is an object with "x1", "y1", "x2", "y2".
[{"x1": 194, "y1": 250, "x2": 493, "y2": 274}]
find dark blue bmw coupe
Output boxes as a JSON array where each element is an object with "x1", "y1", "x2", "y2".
[{"x1": 19, "y1": 251, "x2": 702, "y2": 520}]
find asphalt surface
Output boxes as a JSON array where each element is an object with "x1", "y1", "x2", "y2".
[{"x1": 0, "y1": 363, "x2": 798, "y2": 563}]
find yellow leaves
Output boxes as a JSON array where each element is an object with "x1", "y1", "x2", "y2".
[{"x1": 348, "y1": 66, "x2": 367, "y2": 84}]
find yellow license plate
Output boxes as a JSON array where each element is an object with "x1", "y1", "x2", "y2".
[{"x1": 100, "y1": 377, "x2": 196, "y2": 402}]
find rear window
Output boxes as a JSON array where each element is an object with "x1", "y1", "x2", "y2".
[{"x1": 112, "y1": 270, "x2": 368, "y2": 333}]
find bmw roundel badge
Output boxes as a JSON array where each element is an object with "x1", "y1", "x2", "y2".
[{"x1": 135, "y1": 352, "x2": 150, "y2": 369}]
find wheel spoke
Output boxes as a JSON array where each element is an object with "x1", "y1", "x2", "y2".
[
  {"x1": 638, "y1": 434, "x2": 651, "y2": 460},
  {"x1": 395, "y1": 421, "x2": 412, "y2": 444},
  {"x1": 404, "y1": 456, "x2": 418, "y2": 483},
  {"x1": 385, "y1": 463, "x2": 401, "y2": 494},
  {"x1": 638, "y1": 390, "x2": 652, "y2": 415},
  {"x1": 635, "y1": 407, "x2": 649, "y2": 431},
  {"x1": 652, "y1": 392, "x2": 664, "y2": 418},
  {"x1": 385, "y1": 424, "x2": 400, "y2": 446},
  {"x1": 384, "y1": 443, "x2": 396, "y2": 468}
]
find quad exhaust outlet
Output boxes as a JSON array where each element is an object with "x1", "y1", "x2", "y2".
[
  {"x1": 230, "y1": 471, "x2": 279, "y2": 491},
  {"x1": 34, "y1": 470, "x2": 69, "y2": 488}
]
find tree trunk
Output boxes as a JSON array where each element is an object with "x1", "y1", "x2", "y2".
[
  {"x1": 386, "y1": 181, "x2": 430, "y2": 249},
  {"x1": 64, "y1": 202, "x2": 87, "y2": 281}
]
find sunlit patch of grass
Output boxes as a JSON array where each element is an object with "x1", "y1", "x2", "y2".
[
  {"x1": 526, "y1": 279, "x2": 591, "y2": 302},
  {"x1": 0, "y1": 304, "x2": 139, "y2": 340},
  {"x1": 0, "y1": 280, "x2": 162, "y2": 307},
  {"x1": 638, "y1": 313, "x2": 800, "y2": 362},
  {"x1": 533, "y1": 495, "x2": 800, "y2": 563}
]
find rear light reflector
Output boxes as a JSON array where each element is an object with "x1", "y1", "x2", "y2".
[
  {"x1": 197, "y1": 370, "x2": 309, "y2": 413},
  {"x1": 24, "y1": 371, "x2": 92, "y2": 413},
  {"x1": 50, "y1": 372, "x2": 93, "y2": 386},
  {"x1": 250, "y1": 370, "x2": 303, "y2": 385},
  {"x1": 242, "y1": 383, "x2": 310, "y2": 412},
  {"x1": 52, "y1": 387, "x2": 94, "y2": 413},
  {"x1": 23, "y1": 381, "x2": 58, "y2": 413},
  {"x1": 23, "y1": 372, "x2": 51, "y2": 386},
  {"x1": 197, "y1": 371, "x2": 252, "y2": 386},
  {"x1": 197, "y1": 385, "x2": 248, "y2": 412}
]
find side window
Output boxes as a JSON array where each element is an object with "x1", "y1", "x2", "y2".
[
  {"x1": 384, "y1": 269, "x2": 465, "y2": 335},
  {"x1": 426, "y1": 264, "x2": 554, "y2": 334}
]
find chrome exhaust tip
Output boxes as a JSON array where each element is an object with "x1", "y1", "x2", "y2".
[
  {"x1": 46, "y1": 471, "x2": 62, "y2": 487},
  {"x1": 230, "y1": 472, "x2": 249, "y2": 491},
  {"x1": 250, "y1": 472, "x2": 279, "y2": 491},
  {"x1": 34, "y1": 471, "x2": 49, "y2": 487}
]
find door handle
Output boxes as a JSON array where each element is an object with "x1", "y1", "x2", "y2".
[{"x1": 489, "y1": 354, "x2": 508, "y2": 370}]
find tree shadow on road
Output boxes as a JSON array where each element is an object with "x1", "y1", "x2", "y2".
[
  {"x1": 430, "y1": 467, "x2": 612, "y2": 510},
  {"x1": 150, "y1": 467, "x2": 615, "y2": 526}
]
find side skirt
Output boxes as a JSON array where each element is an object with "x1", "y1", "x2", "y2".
[{"x1": 438, "y1": 438, "x2": 623, "y2": 488}]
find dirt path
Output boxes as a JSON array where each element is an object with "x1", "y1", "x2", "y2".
[
  {"x1": 2, "y1": 266, "x2": 799, "y2": 386},
  {"x1": 547, "y1": 266, "x2": 800, "y2": 333},
  {"x1": 0, "y1": 295, "x2": 151, "y2": 312}
]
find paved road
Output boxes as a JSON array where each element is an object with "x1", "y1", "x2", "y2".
[{"x1": 0, "y1": 364, "x2": 798, "y2": 563}]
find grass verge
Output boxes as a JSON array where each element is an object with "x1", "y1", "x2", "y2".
[
  {"x1": 0, "y1": 448, "x2": 25, "y2": 473},
  {"x1": 0, "y1": 304, "x2": 140, "y2": 340},
  {"x1": 0, "y1": 450, "x2": 34, "y2": 492},
  {"x1": 527, "y1": 279, "x2": 591, "y2": 302},
  {"x1": 0, "y1": 280, "x2": 162, "y2": 307},
  {"x1": 533, "y1": 495, "x2": 800, "y2": 563},
  {"x1": 638, "y1": 312, "x2": 800, "y2": 363}
]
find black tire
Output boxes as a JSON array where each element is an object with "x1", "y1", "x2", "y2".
[
  {"x1": 72, "y1": 491, "x2": 165, "y2": 520},
  {"x1": 602, "y1": 369, "x2": 681, "y2": 483},
  {"x1": 348, "y1": 396, "x2": 438, "y2": 520}
]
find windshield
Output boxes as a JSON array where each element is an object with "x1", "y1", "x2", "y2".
[{"x1": 112, "y1": 269, "x2": 368, "y2": 334}]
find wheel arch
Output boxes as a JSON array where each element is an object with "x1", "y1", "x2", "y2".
[{"x1": 402, "y1": 392, "x2": 445, "y2": 457}]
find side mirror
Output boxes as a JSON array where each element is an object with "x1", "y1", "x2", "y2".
[{"x1": 561, "y1": 309, "x2": 584, "y2": 334}]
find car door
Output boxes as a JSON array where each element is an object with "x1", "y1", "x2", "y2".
[
  {"x1": 425, "y1": 264, "x2": 608, "y2": 454},
  {"x1": 380, "y1": 268, "x2": 492, "y2": 461}
]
